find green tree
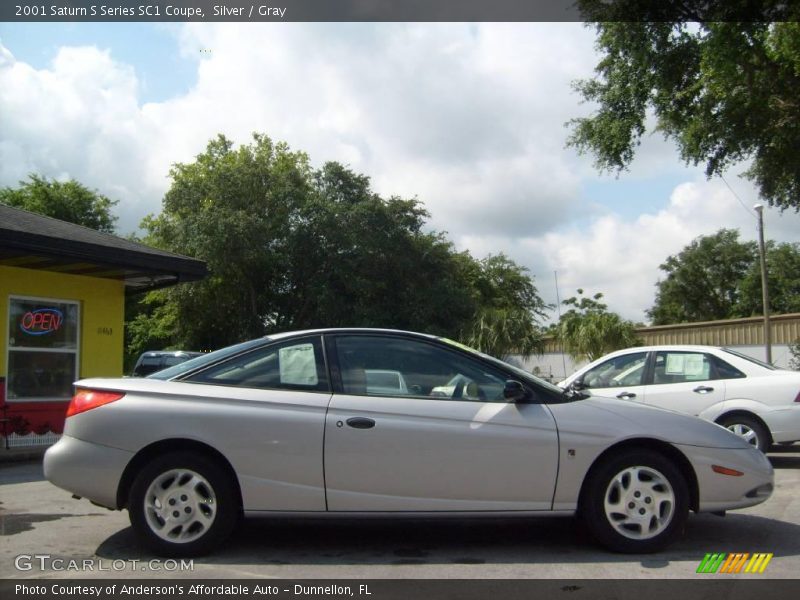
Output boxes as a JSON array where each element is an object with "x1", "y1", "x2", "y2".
[
  {"x1": 557, "y1": 289, "x2": 640, "y2": 362},
  {"x1": 648, "y1": 230, "x2": 800, "y2": 324},
  {"x1": 0, "y1": 174, "x2": 118, "y2": 232},
  {"x1": 127, "y1": 133, "x2": 546, "y2": 362},
  {"x1": 790, "y1": 339, "x2": 800, "y2": 370},
  {"x1": 738, "y1": 241, "x2": 800, "y2": 315},
  {"x1": 568, "y1": 14, "x2": 800, "y2": 211},
  {"x1": 461, "y1": 254, "x2": 549, "y2": 359},
  {"x1": 648, "y1": 229, "x2": 756, "y2": 324}
]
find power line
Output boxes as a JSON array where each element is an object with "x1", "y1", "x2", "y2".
[{"x1": 720, "y1": 174, "x2": 757, "y2": 219}]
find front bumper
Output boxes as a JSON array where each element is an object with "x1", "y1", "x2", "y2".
[
  {"x1": 43, "y1": 435, "x2": 134, "y2": 509},
  {"x1": 677, "y1": 444, "x2": 774, "y2": 512}
]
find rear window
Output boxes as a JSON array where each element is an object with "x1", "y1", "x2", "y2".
[
  {"x1": 721, "y1": 348, "x2": 777, "y2": 370},
  {"x1": 148, "y1": 338, "x2": 269, "y2": 380},
  {"x1": 133, "y1": 357, "x2": 164, "y2": 377}
]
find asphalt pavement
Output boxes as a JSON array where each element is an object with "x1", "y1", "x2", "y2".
[{"x1": 1, "y1": 446, "x2": 799, "y2": 579}]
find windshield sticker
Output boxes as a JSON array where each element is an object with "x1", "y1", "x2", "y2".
[
  {"x1": 439, "y1": 337, "x2": 475, "y2": 353},
  {"x1": 683, "y1": 354, "x2": 705, "y2": 377},
  {"x1": 279, "y1": 344, "x2": 318, "y2": 385},
  {"x1": 665, "y1": 354, "x2": 685, "y2": 374}
]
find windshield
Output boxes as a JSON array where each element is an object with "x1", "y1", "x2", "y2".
[
  {"x1": 438, "y1": 337, "x2": 567, "y2": 396},
  {"x1": 148, "y1": 338, "x2": 270, "y2": 380},
  {"x1": 722, "y1": 347, "x2": 777, "y2": 370}
]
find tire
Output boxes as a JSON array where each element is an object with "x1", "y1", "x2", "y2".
[
  {"x1": 718, "y1": 414, "x2": 771, "y2": 453},
  {"x1": 580, "y1": 449, "x2": 689, "y2": 553},
  {"x1": 128, "y1": 451, "x2": 239, "y2": 557}
]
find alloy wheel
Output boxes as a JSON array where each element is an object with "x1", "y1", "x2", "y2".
[
  {"x1": 603, "y1": 465, "x2": 676, "y2": 540},
  {"x1": 143, "y1": 468, "x2": 217, "y2": 543}
]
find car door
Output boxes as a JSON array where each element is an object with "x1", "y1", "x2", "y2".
[
  {"x1": 641, "y1": 350, "x2": 726, "y2": 416},
  {"x1": 575, "y1": 351, "x2": 648, "y2": 403},
  {"x1": 323, "y1": 334, "x2": 559, "y2": 511},
  {"x1": 180, "y1": 335, "x2": 331, "y2": 511}
]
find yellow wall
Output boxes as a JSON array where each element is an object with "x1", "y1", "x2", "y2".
[{"x1": 0, "y1": 265, "x2": 125, "y2": 379}]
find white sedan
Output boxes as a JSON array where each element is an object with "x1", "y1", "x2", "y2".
[{"x1": 559, "y1": 345, "x2": 800, "y2": 452}]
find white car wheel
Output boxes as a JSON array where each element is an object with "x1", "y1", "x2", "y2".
[
  {"x1": 129, "y1": 452, "x2": 238, "y2": 557},
  {"x1": 581, "y1": 449, "x2": 689, "y2": 553},
  {"x1": 603, "y1": 465, "x2": 676, "y2": 540}
]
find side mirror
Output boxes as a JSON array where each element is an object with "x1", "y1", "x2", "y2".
[
  {"x1": 568, "y1": 380, "x2": 587, "y2": 392},
  {"x1": 503, "y1": 379, "x2": 529, "y2": 402}
]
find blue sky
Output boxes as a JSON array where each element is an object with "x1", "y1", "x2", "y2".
[
  {"x1": 1, "y1": 22, "x2": 797, "y2": 321},
  {"x1": 0, "y1": 22, "x2": 195, "y2": 103}
]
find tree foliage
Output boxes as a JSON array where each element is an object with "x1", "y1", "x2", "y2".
[
  {"x1": 648, "y1": 229, "x2": 756, "y2": 324},
  {"x1": 127, "y1": 134, "x2": 547, "y2": 362},
  {"x1": 568, "y1": 14, "x2": 800, "y2": 211},
  {"x1": 739, "y1": 240, "x2": 800, "y2": 315},
  {"x1": 556, "y1": 289, "x2": 640, "y2": 362},
  {"x1": 648, "y1": 228, "x2": 800, "y2": 324},
  {"x1": 0, "y1": 174, "x2": 118, "y2": 232},
  {"x1": 461, "y1": 255, "x2": 550, "y2": 359},
  {"x1": 790, "y1": 339, "x2": 800, "y2": 371}
]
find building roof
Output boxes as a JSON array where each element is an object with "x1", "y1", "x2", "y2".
[{"x1": 0, "y1": 204, "x2": 207, "y2": 293}]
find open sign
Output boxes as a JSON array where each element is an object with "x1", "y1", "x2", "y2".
[{"x1": 20, "y1": 308, "x2": 64, "y2": 336}]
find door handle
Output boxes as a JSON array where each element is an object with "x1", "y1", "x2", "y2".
[
  {"x1": 693, "y1": 386, "x2": 714, "y2": 394},
  {"x1": 616, "y1": 392, "x2": 636, "y2": 399},
  {"x1": 346, "y1": 417, "x2": 376, "y2": 429}
]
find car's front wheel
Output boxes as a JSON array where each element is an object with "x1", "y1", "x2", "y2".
[
  {"x1": 128, "y1": 452, "x2": 238, "y2": 557},
  {"x1": 580, "y1": 449, "x2": 689, "y2": 553}
]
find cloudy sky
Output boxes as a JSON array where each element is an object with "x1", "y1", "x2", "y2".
[{"x1": 1, "y1": 22, "x2": 798, "y2": 323}]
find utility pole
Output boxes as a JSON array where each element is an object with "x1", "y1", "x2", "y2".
[{"x1": 754, "y1": 204, "x2": 772, "y2": 364}]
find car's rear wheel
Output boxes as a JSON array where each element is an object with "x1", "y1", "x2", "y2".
[
  {"x1": 718, "y1": 414, "x2": 770, "y2": 453},
  {"x1": 580, "y1": 449, "x2": 689, "y2": 553},
  {"x1": 128, "y1": 452, "x2": 238, "y2": 557}
]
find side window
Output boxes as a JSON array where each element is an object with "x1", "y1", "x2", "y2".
[
  {"x1": 712, "y1": 356, "x2": 746, "y2": 380},
  {"x1": 580, "y1": 352, "x2": 647, "y2": 389},
  {"x1": 653, "y1": 352, "x2": 713, "y2": 384},
  {"x1": 185, "y1": 337, "x2": 328, "y2": 392},
  {"x1": 334, "y1": 335, "x2": 507, "y2": 402}
]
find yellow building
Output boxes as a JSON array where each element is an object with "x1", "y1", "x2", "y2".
[{"x1": 0, "y1": 204, "x2": 206, "y2": 448}]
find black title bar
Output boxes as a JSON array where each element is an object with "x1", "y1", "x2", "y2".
[{"x1": 3, "y1": 0, "x2": 800, "y2": 23}]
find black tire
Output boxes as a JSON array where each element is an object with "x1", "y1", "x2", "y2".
[
  {"x1": 128, "y1": 451, "x2": 239, "y2": 557},
  {"x1": 580, "y1": 449, "x2": 689, "y2": 553},
  {"x1": 718, "y1": 414, "x2": 771, "y2": 453}
]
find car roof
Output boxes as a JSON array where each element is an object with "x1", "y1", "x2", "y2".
[
  {"x1": 608, "y1": 344, "x2": 725, "y2": 353},
  {"x1": 267, "y1": 328, "x2": 440, "y2": 341},
  {"x1": 140, "y1": 350, "x2": 201, "y2": 358}
]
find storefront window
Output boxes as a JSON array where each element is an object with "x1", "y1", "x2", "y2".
[{"x1": 7, "y1": 297, "x2": 79, "y2": 401}]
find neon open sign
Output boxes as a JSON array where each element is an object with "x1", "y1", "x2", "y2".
[{"x1": 20, "y1": 308, "x2": 64, "y2": 336}]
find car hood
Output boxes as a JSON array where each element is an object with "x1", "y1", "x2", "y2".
[{"x1": 566, "y1": 394, "x2": 752, "y2": 450}]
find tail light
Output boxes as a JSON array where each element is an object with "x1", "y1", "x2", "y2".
[
  {"x1": 66, "y1": 389, "x2": 125, "y2": 417},
  {"x1": 794, "y1": 391, "x2": 800, "y2": 403}
]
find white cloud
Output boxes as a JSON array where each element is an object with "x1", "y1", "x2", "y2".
[
  {"x1": 524, "y1": 177, "x2": 800, "y2": 323},
  {"x1": 2, "y1": 23, "x2": 796, "y2": 324},
  {"x1": 1, "y1": 23, "x2": 598, "y2": 235}
]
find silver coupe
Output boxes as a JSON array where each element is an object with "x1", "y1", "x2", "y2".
[{"x1": 44, "y1": 329, "x2": 774, "y2": 557}]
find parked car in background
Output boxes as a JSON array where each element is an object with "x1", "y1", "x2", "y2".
[
  {"x1": 364, "y1": 369, "x2": 410, "y2": 395},
  {"x1": 559, "y1": 345, "x2": 800, "y2": 452},
  {"x1": 44, "y1": 330, "x2": 773, "y2": 557},
  {"x1": 131, "y1": 351, "x2": 202, "y2": 377}
]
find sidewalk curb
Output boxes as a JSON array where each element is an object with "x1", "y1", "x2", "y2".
[{"x1": 0, "y1": 447, "x2": 46, "y2": 464}]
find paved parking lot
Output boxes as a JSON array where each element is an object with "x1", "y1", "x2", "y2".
[{"x1": 1, "y1": 447, "x2": 799, "y2": 579}]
